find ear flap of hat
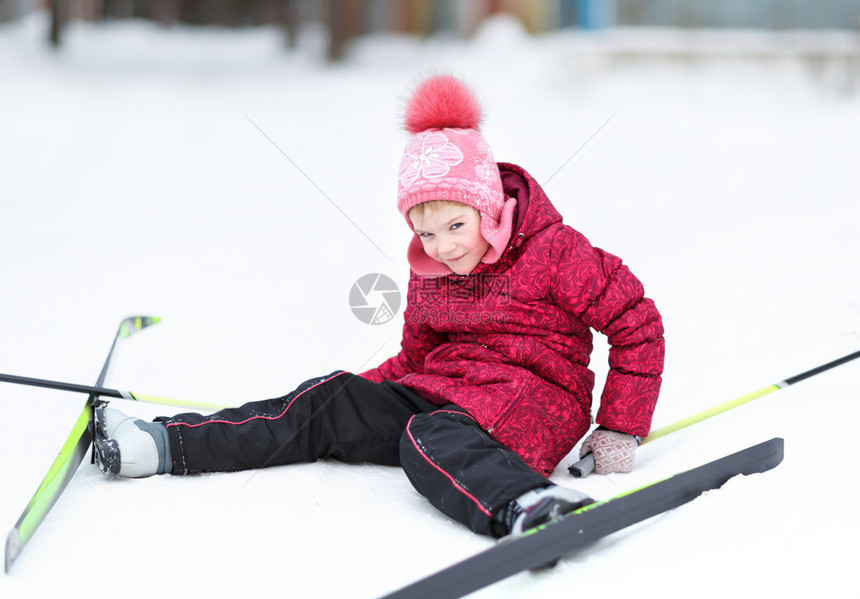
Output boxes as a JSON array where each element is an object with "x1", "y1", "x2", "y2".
[
  {"x1": 480, "y1": 196, "x2": 517, "y2": 264},
  {"x1": 406, "y1": 235, "x2": 455, "y2": 276}
]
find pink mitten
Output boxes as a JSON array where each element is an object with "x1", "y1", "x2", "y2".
[{"x1": 579, "y1": 429, "x2": 638, "y2": 474}]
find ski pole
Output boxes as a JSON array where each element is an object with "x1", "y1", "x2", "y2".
[
  {"x1": 569, "y1": 349, "x2": 860, "y2": 477},
  {"x1": 0, "y1": 371, "x2": 229, "y2": 412}
]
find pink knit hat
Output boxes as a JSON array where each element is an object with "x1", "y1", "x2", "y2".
[{"x1": 397, "y1": 75, "x2": 516, "y2": 276}]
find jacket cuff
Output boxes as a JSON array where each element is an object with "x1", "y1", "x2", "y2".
[{"x1": 595, "y1": 370, "x2": 662, "y2": 438}]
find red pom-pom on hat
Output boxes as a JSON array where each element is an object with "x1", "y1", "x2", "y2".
[{"x1": 404, "y1": 75, "x2": 483, "y2": 134}]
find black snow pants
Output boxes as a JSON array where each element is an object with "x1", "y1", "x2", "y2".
[{"x1": 160, "y1": 371, "x2": 550, "y2": 537}]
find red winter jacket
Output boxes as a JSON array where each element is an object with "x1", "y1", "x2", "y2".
[{"x1": 361, "y1": 163, "x2": 664, "y2": 475}]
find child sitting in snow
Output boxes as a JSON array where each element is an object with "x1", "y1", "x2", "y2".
[{"x1": 95, "y1": 75, "x2": 664, "y2": 538}]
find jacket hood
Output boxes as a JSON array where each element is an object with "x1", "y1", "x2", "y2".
[{"x1": 499, "y1": 163, "x2": 564, "y2": 244}]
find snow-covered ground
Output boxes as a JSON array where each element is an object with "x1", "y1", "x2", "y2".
[{"x1": 2, "y1": 12, "x2": 859, "y2": 598}]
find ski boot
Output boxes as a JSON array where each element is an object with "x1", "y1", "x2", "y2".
[
  {"x1": 497, "y1": 485, "x2": 595, "y2": 569},
  {"x1": 93, "y1": 404, "x2": 172, "y2": 478},
  {"x1": 510, "y1": 486, "x2": 595, "y2": 537}
]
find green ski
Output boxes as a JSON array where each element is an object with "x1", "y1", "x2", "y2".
[{"x1": 4, "y1": 316, "x2": 161, "y2": 573}]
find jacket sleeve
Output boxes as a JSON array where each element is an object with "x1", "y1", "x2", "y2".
[
  {"x1": 550, "y1": 228, "x2": 665, "y2": 437},
  {"x1": 359, "y1": 272, "x2": 447, "y2": 383}
]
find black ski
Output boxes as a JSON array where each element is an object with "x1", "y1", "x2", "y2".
[{"x1": 380, "y1": 437, "x2": 784, "y2": 599}]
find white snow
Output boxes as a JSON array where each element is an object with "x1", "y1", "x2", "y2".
[{"x1": 2, "y1": 11, "x2": 859, "y2": 598}]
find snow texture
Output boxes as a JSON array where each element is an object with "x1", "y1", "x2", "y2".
[{"x1": 1, "y1": 11, "x2": 859, "y2": 599}]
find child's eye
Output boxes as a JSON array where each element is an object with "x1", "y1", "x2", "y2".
[
  {"x1": 419, "y1": 232, "x2": 433, "y2": 238},
  {"x1": 450, "y1": 222, "x2": 463, "y2": 231}
]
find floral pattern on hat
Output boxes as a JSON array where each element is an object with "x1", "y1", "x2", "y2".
[
  {"x1": 399, "y1": 131, "x2": 464, "y2": 187},
  {"x1": 475, "y1": 155, "x2": 496, "y2": 183}
]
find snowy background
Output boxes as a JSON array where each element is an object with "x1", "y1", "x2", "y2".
[{"x1": 2, "y1": 11, "x2": 859, "y2": 598}]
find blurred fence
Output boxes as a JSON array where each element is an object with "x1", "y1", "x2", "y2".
[
  {"x1": 613, "y1": 0, "x2": 860, "y2": 29},
  {"x1": 1, "y1": 0, "x2": 859, "y2": 63}
]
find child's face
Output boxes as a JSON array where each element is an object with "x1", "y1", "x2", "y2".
[{"x1": 409, "y1": 202, "x2": 490, "y2": 275}]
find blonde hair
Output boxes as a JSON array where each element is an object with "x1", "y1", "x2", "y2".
[{"x1": 408, "y1": 200, "x2": 476, "y2": 220}]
